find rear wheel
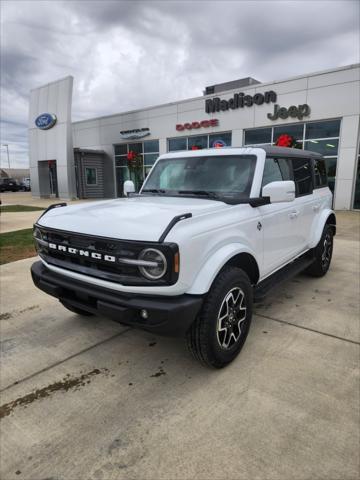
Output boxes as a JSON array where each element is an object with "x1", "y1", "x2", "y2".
[
  {"x1": 186, "y1": 267, "x2": 253, "y2": 368},
  {"x1": 60, "y1": 301, "x2": 94, "y2": 316},
  {"x1": 306, "y1": 224, "x2": 334, "y2": 277}
]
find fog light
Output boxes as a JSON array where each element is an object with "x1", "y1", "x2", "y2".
[{"x1": 140, "y1": 309, "x2": 149, "y2": 319}]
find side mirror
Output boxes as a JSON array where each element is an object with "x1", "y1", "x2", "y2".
[
  {"x1": 123, "y1": 180, "x2": 135, "y2": 197},
  {"x1": 262, "y1": 180, "x2": 295, "y2": 203}
]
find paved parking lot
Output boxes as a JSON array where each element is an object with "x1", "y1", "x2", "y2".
[{"x1": 0, "y1": 212, "x2": 359, "y2": 480}]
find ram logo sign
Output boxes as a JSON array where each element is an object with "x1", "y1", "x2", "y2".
[{"x1": 35, "y1": 113, "x2": 57, "y2": 130}]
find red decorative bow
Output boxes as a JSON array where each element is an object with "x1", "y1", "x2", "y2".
[{"x1": 275, "y1": 134, "x2": 294, "y2": 148}]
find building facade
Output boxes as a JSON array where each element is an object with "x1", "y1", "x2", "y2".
[{"x1": 28, "y1": 64, "x2": 360, "y2": 209}]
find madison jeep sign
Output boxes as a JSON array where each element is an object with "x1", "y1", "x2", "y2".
[
  {"x1": 267, "y1": 103, "x2": 311, "y2": 121},
  {"x1": 205, "y1": 91, "x2": 277, "y2": 113},
  {"x1": 35, "y1": 113, "x2": 57, "y2": 130}
]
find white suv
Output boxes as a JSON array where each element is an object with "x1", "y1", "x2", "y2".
[{"x1": 31, "y1": 147, "x2": 335, "y2": 368}]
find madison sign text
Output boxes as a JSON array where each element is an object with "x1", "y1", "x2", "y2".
[{"x1": 205, "y1": 91, "x2": 277, "y2": 113}]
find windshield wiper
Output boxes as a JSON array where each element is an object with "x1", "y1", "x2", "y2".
[
  {"x1": 142, "y1": 188, "x2": 167, "y2": 194},
  {"x1": 178, "y1": 190, "x2": 222, "y2": 200}
]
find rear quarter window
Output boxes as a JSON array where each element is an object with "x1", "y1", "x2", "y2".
[
  {"x1": 291, "y1": 157, "x2": 313, "y2": 196},
  {"x1": 313, "y1": 158, "x2": 328, "y2": 188}
]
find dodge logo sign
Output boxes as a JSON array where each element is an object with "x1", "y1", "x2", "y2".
[
  {"x1": 176, "y1": 119, "x2": 219, "y2": 131},
  {"x1": 35, "y1": 113, "x2": 57, "y2": 130}
]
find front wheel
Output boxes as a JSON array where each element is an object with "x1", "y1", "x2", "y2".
[
  {"x1": 186, "y1": 267, "x2": 253, "y2": 368},
  {"x1": 306, "y1": 224, "x2": 334, "y2": 277}
]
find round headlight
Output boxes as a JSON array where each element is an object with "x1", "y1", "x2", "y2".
[
  {"x1": 138, "y1": 248, "x2": 167, "y2": 280},
  {"x1": 33, "y1": 227, "x2": 42, "y2": 239}
]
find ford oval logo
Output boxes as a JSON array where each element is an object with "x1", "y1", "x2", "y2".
[{"x1": 35, "y1": 113, "x2": 57, "y2": 130}]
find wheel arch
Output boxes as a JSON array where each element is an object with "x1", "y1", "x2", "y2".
[
  {"x1": 222, "y1": 252, "x2": 260, "y2": 285},
  {"x1": 187, "y1": 245, "x2": 260, "y2": 295},
  {"x1": 309, "y1": 210, "x2": 336, "y2": 248},
  {"x1": 326, "y1": 212, "x2": 336, "y2": 236}
]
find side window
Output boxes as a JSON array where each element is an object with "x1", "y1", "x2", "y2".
[
  {"x1": 262, "y1": 157, "x2": 292, "y2": 188},
  {"x1": 291, "y1": 158, "x2": 313, "y2": 196},
  {"x1": 277, "y1": 158, "x2": 292, "y2": 181},
  {"x1": 262, "y1": 158, "x2": 283, "y2": 187},
  {"x1": 85, "y1": 167, "x2": 97, "y2": 186},
  {"x1": 314, "y1": 158, "x2": 328, "y2": 188}
]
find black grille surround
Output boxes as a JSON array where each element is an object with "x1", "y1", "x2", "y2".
[{"x1": 34, "y1": 225, "x2": 179, "y2": 286}]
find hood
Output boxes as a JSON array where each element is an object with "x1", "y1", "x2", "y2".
[{"x1": 37, "y1": 196, "x2": 229, "y2": 241}]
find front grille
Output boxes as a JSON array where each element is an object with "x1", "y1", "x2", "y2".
[{"x1": 34, "y1": 226, "x2": 178, "y2": 286}]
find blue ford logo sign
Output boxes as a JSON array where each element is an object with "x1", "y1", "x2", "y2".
[{"x1": 35, "y1": 113, "x2": 57, "y2": 130}]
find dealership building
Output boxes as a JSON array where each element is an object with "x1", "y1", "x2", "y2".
[{"x1": 28, "y1": 63, "x2": 360, "y2": 209}]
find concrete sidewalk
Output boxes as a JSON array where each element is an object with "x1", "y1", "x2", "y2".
[{"x1": 0, "y1": 213, "x2": 359, "y2": 480}]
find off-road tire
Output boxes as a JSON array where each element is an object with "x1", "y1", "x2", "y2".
[
  {"x1": 306, "y1": 224, "x2": 334, "y2": 277},
  {"x1": 60, "y1": 300, "x2": 94, "y2": 316},
  {"x1": 186, "y1": 267, "x2": 253, "y2": 368}
]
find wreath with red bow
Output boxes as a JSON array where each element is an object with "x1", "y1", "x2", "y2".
[{"x1": 127, "y1": 150, "x2": 143, "y2": 170}]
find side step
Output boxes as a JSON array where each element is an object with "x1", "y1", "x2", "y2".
[{"x1": 254, "y1": 253, "x2": 315, "y2": 302}]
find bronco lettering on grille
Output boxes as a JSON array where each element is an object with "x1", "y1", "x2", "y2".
[{"x1": 48, "y1": 243, "x2": 115, "y2": 262}]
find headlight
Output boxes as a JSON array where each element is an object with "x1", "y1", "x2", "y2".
[
  {"x1": 138, "y1": 248, "x2": 167, "y2": 280},
  {"x1": 33, "y1": 227, "x2": 42, "y2": 240}
]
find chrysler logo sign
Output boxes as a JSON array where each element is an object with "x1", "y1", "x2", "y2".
[
  {"x1": 120, "y1": 128, "x2": 150, "y2": 139},
  {"x1": 35, "y1": 113, "x2": 57, "y2": 130}
]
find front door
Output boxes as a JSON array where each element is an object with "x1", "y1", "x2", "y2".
[{"x1": 260, "y1": 157, "x2": 303, "y2": 278}]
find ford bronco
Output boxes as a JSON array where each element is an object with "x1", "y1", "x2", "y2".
[{"x1": 31, "y1": 146, "x2": 335, "y2": 368}]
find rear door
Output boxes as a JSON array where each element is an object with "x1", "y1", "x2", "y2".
[
  {"x1": 290, "y1": 156, "x2": 315, "y2": 250},
  {"x1": 311, "y1": 157, "x2": 333, "y2": 240},
  {"x1": 259, "y1": 156, "x2": 303, "y2": 277}
]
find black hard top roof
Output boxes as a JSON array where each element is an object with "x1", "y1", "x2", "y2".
[{"x1": 259, "y1": 145, "x2": 323, "y2": 159}]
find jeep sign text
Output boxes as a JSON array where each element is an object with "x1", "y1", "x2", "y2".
[{"x1": 267, "y1": 104, "x2": 311, "y2": 121}]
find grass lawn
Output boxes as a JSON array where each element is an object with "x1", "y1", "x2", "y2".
[
  {"x1": 0, "y1": 204, "x2": 44, "y2": 213},
  {"x1": 0, "y1": 228, "x2": 37, "y2": 265}
]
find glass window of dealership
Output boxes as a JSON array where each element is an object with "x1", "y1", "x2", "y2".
[
  {"x1": 113, "y1": 118, "x2": 360, "y2": 204},
  {"x1": 244, "y1": 119, "x2": 341, "y2": 193}
]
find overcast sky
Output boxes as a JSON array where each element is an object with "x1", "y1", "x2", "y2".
[{"x1": 1, "y1": 0, "x2": 359, "y2": 168}]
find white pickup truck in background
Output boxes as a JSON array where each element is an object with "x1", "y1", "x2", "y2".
[{"x1": 31, "y1": 146, "x2": 336, "y2": 368}]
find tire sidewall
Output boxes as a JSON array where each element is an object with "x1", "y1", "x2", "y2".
[
  {"x1": 316, "y1": 225, "x2": 333, "y2": 274},
  {"x1": 204, "y1": 269, "x2": 253, "y2": 365}
]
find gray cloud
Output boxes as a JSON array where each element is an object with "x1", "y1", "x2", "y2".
[{"x1": 0, "y1": 0, "x2": 359, "y2": 167}]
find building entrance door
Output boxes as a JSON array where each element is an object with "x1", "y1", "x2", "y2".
[
  {"x1": 48, "y1": 160, "x2": 58, "y2": 197},
  {"x1": 38, "y1": 160, "x2": 59, "y2": 198}
]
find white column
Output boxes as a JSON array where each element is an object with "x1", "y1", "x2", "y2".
[
  {"x1": 231, "y1": 129, "x2": 243, "y2": 147},
  {"x1": 159, "y1": 138, "x2": 167, "y2": 155},
  {"x1": 334, "y1": 115, "x2": 360, "y2": 210}
]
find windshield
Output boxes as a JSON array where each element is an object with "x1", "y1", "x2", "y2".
[{"x1": 142, "y1": 155, "x2": 256, "y2": 200}]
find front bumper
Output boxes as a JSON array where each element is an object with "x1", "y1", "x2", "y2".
[{"x1": 31, "y1": 261, "x2": 203, "y2": 336}]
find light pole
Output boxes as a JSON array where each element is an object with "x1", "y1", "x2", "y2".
[{"x1": 1, "y1": 144, "x2": 10, "y2": 169}]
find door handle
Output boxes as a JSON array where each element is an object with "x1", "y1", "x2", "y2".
[
  {"x1": 313, "y1": 204, "x2": 320, "y2": 212},
  {"x1": 288, "y1": 210, "x2": 299, "y2": 219}
]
